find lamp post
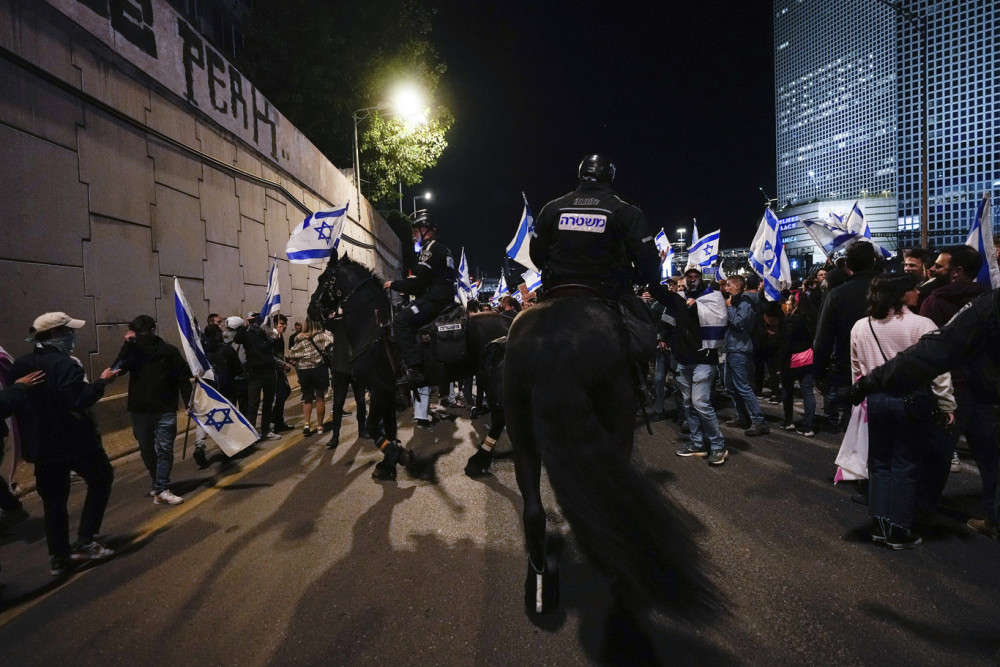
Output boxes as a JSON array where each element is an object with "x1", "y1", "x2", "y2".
[
  {"x1": 675, "y1": 226, "x2": 686, "y2": 249},
  {"x1": 874, "y1": 0, "x2": 929, "y2": 248},
  {"x1": 412, "y1": 191, "x2": 432, "y2": 216}
]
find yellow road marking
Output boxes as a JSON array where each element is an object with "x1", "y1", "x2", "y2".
[{"x1": 0, "y1": 432, "x2": 306, "y2": 626}]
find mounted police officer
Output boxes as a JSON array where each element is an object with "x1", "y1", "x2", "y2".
[
  {"x1": 530, "y1": 154, "x2": 669, "y2": 305},
  {"x1": 384, "y1": 210, "x2": 457, "y2": 389}
]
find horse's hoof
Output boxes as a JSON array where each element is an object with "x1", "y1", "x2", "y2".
[
  {"x1": 464, "y1": 448, "x2": 493, "y2": 478},
  {"x1": 371, "y1": 461, "x2": 397, "y2": 481},
  {"x1": 524, "y1": 556, "x2": 560, "y2": 615}
]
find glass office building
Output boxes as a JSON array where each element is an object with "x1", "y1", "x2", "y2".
[{"x1": 774, "y1": 0, "x2": 998, "y2": 257}]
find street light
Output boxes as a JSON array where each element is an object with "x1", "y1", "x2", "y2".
[
  {"x1": 352, "y1": 85, "x2": 429, "y2": 222},
  {"x1": 412, "y1": 191, "x2": 432, "y2": 216}
]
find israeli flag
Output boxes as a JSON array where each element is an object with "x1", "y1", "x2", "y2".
[
  {"x1": 174, "y1": 279, "x2": 214, "y2": 381},
  {"x1": 691, "y1": 218, "x2": 700, "y2": 246},
  {"x1": 686, "y1": 228, "x2": 721, "y2": 270},
  {"x1": 189, "y1": 378, "x2": 260, "y2": 456},
  {"x1": 654, "y1": 228, "x2": 670, "y2": 253},
  {"x1": 456, "y1": 247, "x2": 472, "y2": 306},
  {"x1": 506, "y1": 193, "x2": 539, "y2": 273},
  {"x1": 490, "y1": 272, "x2": 509, "y2": 307},
  {"x1": 802, "y1": 215, "x2": 854, "y2": 256},
  {"x1": 285, "y1": 204, "x2": 348, "y2": 264},
  {"x1": 470, "y1": 279, "x2": 480, "y2": 301},
  {"x1": 521, "y1": 269, "x2": 542, "y2": 293},
  {"x1": 748, "y1": 208, "x2": 792, "y2": 301},
  {"x1": 715, "y1": 264, "x2": 728, "y2": 282},
  {"x1": 843, "y1": 202, "x2": 892, "y2": 259},
  {"x1": 661, "y1": 245, "x2": 675, "y2": 280},
  {"x1": 965, "y1": 193, "x2": 1000, "y2": 288},
  {"x1": 260, "y1": 259, "x2": 281, "y2": 328}
]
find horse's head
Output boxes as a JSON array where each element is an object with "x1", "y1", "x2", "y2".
[{"x1": 307, "y1": 254, "x2": 382, "y2": 322}]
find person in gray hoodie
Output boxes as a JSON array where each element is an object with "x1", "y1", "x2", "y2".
[{"x1": 723, "y1": 275, "x2": 769, "y2": 436}]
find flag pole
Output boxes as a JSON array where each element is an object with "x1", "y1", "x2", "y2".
[{"x1": 181, "y1": 382, "x2": 196, "y2": 460}]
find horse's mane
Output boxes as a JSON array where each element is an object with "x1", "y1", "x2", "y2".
[{"x1": 334, "y1": 254, "x2": 384, "y2": 284}]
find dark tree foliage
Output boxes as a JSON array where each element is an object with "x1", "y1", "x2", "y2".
[{"x1": 237, "y1": 0, "x2": 452, "y2": 206}]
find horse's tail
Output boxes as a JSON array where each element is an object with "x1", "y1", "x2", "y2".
[{"x1": 533, "y1": 389, "x2": 723, "y2": 622}]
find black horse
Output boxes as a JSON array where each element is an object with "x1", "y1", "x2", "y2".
[
  {"x1": 308, "y1": 253, "x2": 511, "y2": 480},
  {"x1": 503, "y1": 289, "x2": 721, "y2": 622}
]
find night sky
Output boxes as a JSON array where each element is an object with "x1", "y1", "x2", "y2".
[{"x1": 413, "y1": 0, "x2": 777, "y2": 278}]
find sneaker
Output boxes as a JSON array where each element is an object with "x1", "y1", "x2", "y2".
[
  {"x1": 884, "y1": 524, "x2": 922, "y2": 550},
  {"x1": 707, "y1": 448, "x2": 729, "y2": 465},
  {"x1": 950, "y1": 451, "x2": 961, "y2": 473},
  {"x1": 795, "y1": 428, "x2": 816, "y2": 437},
  {"x1": 50, "y1": 555, "x2": 72, "y2": 576},
  {"x1": 70, "y1": 540, "x2": 115, "y2": 561},
  {"x1": 744, "y1": 423, "x2": 770, "y2": 437},
  {"x1": 780, "y1": 422, "x2": 796, "y2": 431},
  {"x1": 154, "y1": 489, "x2": 184, "y2": 505},
  {"x1": 272, "y1": 422, "x2": 293, "y2": 433},
  {"x1": 675, "y1": 444, "x2": 709, "y2": 458},
  {"x1": 768, "y1": 396, "x2": 781, "y2": 404},
  {"x1": 871, "y1": 517, "x2": 889, "y2": 544},
  {"x1": 967, "y1": 518, "x2": 999, "y2": 541},
  {"x1": 302, "y1": 426, "x2": 314, "y2": 437},
  {"x1": 725, "y1": 418, "x2": 751, "y2": 429},
  {"x1": 415, "y1": 414, "x2": 440, "y2": 428},
  {"x1": 262, "y1": 431, "x2": 282, "y2": 441}
]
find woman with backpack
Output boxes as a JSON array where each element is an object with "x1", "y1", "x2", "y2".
[{"x1": 286, "y1": 318, "x2": 334, "y2": 436}]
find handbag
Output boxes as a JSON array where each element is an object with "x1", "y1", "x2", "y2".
[
  {"x1": 867, "y1": 318, "x2": 937, "y2": 421},
  {"x1": 789, "y1": 348, "x2": 814, "y2": 368},
  {"x1": 308, "y1": 335, "x2": 336, "y2": 368}
]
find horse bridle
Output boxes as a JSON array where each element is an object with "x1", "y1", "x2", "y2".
[{"x1": 319, "y1": 262, "x2": 381, "y2": 316}]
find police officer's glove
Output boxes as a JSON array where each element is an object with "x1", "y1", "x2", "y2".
[{"x1": 838, "y1": 375, "x2": 878, "y2": 406}]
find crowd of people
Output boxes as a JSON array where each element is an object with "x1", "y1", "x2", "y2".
[{"x1": 645, "y1": 238, "x2": 999, "y2": 550}]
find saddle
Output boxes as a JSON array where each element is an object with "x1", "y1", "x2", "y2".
[{"x1": 417, "y1": 303, "x2": 469, "y2": 365}]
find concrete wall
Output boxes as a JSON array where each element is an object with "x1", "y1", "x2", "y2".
[{"x1": 0, "y1": 0, "x2": 402, "y2": 490}]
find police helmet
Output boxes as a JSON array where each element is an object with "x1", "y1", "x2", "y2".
[
  {"x1": 410, "y1": 210, "x2": 437, "y2": 231},
  {"x1": 578, "y1": 154, "x2": 616, "y2": 184}
]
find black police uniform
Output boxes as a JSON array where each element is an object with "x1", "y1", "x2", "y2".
[
  {"x1": 530, "y1": 181, "x2": 667, "y2": 303},
  {"x1": 390, "y1": 237, "x2": 457, "y2": 370}
]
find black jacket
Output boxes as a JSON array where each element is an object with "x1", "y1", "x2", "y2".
[
  {"x1": 530, "y1": 182, "x2": 663, "y2": 300},
  {"x1": 234, "y1": 325, "x2": 279, "y2": 375},
  {"x1": 390, "y1": 238, "x2": 456, "y2": 303},
  {"x1": 871, "y1": 289, "x2": 1000, "y2": 405},
  {"x1": 114, "y1": 335, "x2": 192, "y2": 413},
  {"x1": 204, "y1": 337, "x2": 241, "y2": 400},
  {"x1": 813, "y1": 270, "x2": 879, "y2": 378},
  {"x1": 10, "y1": 344, "x2": 111, "y2": 463}
]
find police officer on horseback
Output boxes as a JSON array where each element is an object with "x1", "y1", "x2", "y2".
[
  {"x1": 384, "y1": 210, "x2": 457, "y2": 389},
  {"x1": 530, "y1": 154, "x2": 668, "y2": 304}
]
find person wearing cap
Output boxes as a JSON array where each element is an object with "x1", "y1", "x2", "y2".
[
  {"x1": 112, "y1": 315, "x2": 192, "y2": 505},
  {"x1": 383, "y1": 211, "x2": 457, "y2": 389},
  {"x1": 9, "y1": 312, "x2": 121, "y2": 575},
  {"x1": 223, "y1": 315, "x2": 249, "y2": 412}
]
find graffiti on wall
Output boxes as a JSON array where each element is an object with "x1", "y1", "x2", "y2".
[{"x1": 48, "y1": 0, "x2": 278, "y2": 160}]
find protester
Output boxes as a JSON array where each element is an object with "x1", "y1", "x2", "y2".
[
  {"x1": 814, "y1": 241, "x2": 881, "y2": 432},
  {"x1": 270, "y1": 315, "x2": 294, "y2": 433},
  {"x1": 723, "y1": 275, "x2": 769, "y2": 436},
  {"x1": 0, "y1": 368, "x2": 44, "y2": 531},
  {"x1": 776, "y1": 290, "x2": 818, "y2": 436},
  {"x1": 849, "y1": 275, "x2": 955, "y2": 550},
  {"x1": 286, "y1": 318, "x2": 333, "y2": 436},
  {"x1": 113, "y1": 315, "x2": 192, "y2": 505},
  {"x1": 224, "y1": 316, "x2": 248, "y2": 412},
  {"x1": 193, "y1": 323, "x2": 242, "y2": 467},
  {"x1": 234, "y1": 313, "x2": 282, "y2": 440},
  {"x1": 10, "y1": 312, "x2": 121, "y2": 575},
  {"x1": 669, "y1": 267, "x2": 729, "y2": 465}
]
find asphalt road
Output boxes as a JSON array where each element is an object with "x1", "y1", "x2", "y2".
[{"x1": 0, "y1": 389, "x2": 998, "y2": 665}]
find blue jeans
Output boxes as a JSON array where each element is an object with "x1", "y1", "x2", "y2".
[
  {"x1": 867, "y1": 393, "x2": 921, "y2": 528},
  {"x1": 725, "y1": 353, "x2": 764, "y2": 425},
  {"x1": 676, "y1": 363, "x2": 725, "y2": 452},
  {"x1": 131, "y1": 411, "x2": 177, "y2": 493}
]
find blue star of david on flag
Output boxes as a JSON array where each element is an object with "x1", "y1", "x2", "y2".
[
  {"x1": 314, "y1": 220, "x2": 335, "y2": 241},
  {"x1": 204, "y1": 407, "x2": 234, "y2": 432}
]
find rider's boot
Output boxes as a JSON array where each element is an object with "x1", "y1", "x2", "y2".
[
  {"x1": 372, "y1": 437, "x2": 414, "y2": 480},
  {"x1": 524, "y1": 553, "x2": 560, "y2": 615},
  {"x1": 397, "y1": 365, "x2": 427, "y2": 390}
]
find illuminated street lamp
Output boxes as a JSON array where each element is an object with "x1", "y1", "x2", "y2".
[
  {"x1": 412, "y1": 191, "x2": 432, "y2": 216},
  {"x1": 352, "y1": 84, "x2": 428, "y2": 221}
]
